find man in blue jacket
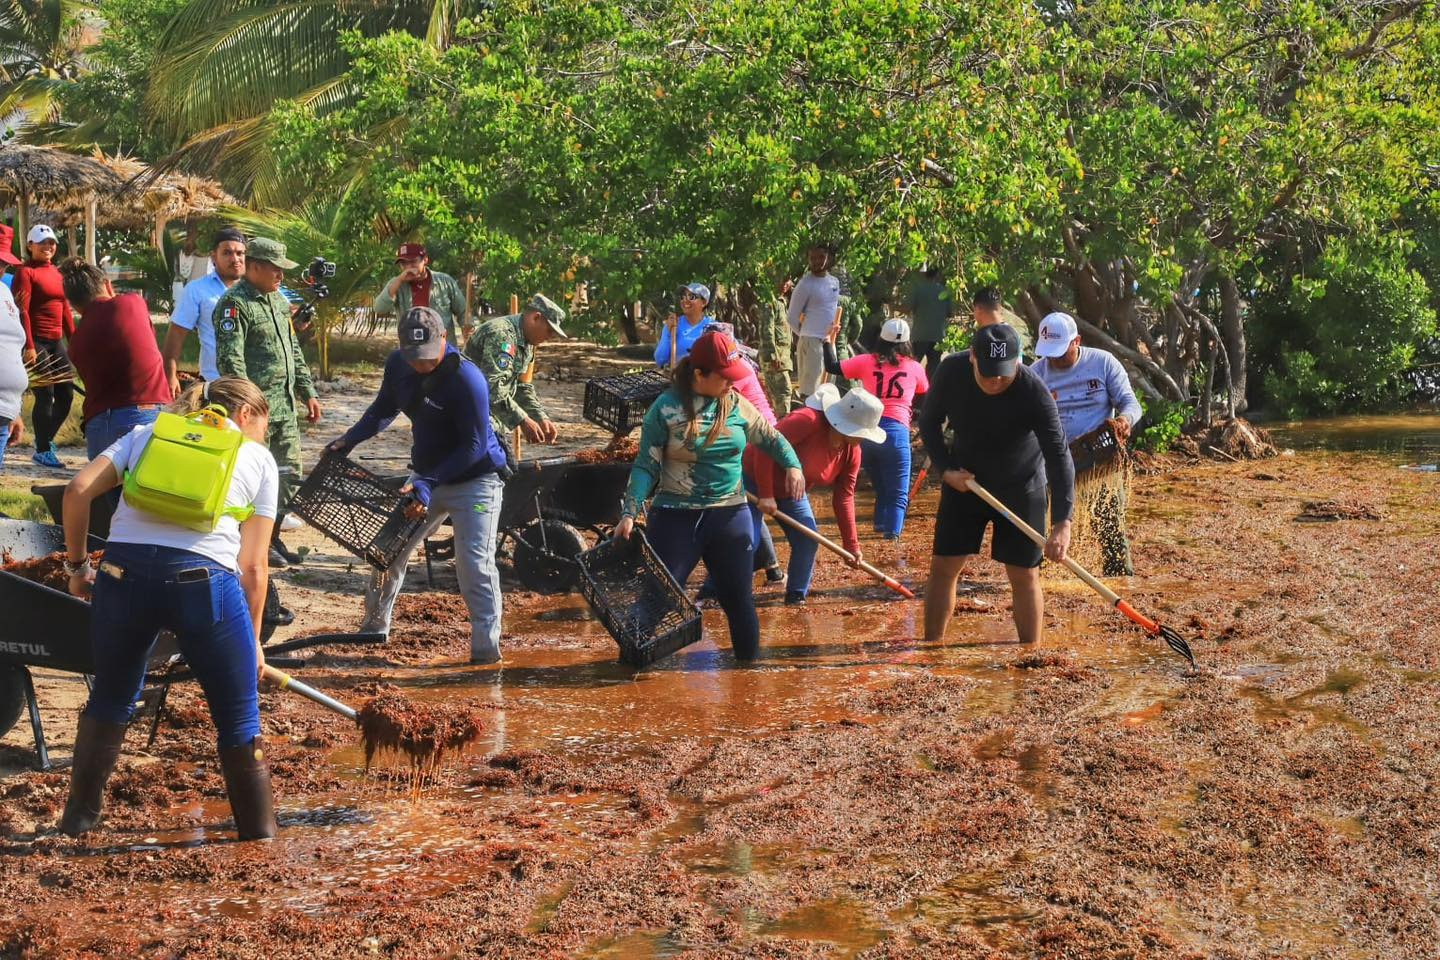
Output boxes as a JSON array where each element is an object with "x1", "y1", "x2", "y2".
[{"x1": 329, "y1": 306, "x2": 510, "y2": 663}]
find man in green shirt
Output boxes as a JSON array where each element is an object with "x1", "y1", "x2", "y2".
[
  {"x1": 212, "y1": 237, "x2": 323, "y2": 567},
  {"x1": 374, "y1": 242, "x2": 469, "y2": 343},
  {"x1": 906, "y1": 266, "x2": 953, "y2": 372},
  {"x1": 464, "y1": 294, "x2": 568, "y2": 443},
  {"x1": 758, "y1": 278, "x2": 794, "y2": 412}
]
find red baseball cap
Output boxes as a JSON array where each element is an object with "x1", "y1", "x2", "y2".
[
  {"x1": 0, "y1": 226, "x2": 20, "y2": 266},
  {"x1": 689, "y1": 330, "x2": 751, "y2": 382},
  {"x1": 395, "y1": 242, "x2": 427, "y2": 261}
]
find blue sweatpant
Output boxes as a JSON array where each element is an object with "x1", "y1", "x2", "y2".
[
  {"x1": 751, "y1": 493, "x2": 820, "y2": 598},
  {"x1": 861, "y1": 416, "x2": 912, "y2": 537},
  {"x1": 646, "y1": 505, "x2": 760, "y2": 659},
  {"x1": 83, "y1": 542, "x2": 261, "y2": 749}
]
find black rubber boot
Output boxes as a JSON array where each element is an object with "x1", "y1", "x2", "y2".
[
  {"x1": 218, "y1": 738, "x2": 278, "y2": 841},
  {"x1": 59, "y1": 715, "x2": 128, "y2": 836}
]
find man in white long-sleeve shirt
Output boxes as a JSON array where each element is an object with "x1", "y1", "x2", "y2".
[
  {"x1": 1030, "y1": 311, "x2": 1143, "y2": 575},
  {"x1": 786, "y1": 243, "x2": 843, "y2": 400}
]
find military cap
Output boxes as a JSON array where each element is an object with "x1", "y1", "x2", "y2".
[
  {"x1": 526, "y1": 294, "x2": 568, "y2": 339},
  {"x1": 247, "y1": 237, "x2": 298, "y2": 270}
]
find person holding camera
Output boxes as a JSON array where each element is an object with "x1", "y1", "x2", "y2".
[
  {"x1": 330, "y1": 307, "x2": 511, "y2": 664},
  {"x1": 374, "y1": 242, "x2": 469, "y2": 343},
  {"x1": 212, "y1": 238, "x2": 323, "y2": 569},
  {"x1": 464, "y1": 294, "x2": 568, "y2": 445}
]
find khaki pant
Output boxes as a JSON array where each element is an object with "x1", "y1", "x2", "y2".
[{"x1": 795, "y1": 335, "x2": 827, "y2": 400}]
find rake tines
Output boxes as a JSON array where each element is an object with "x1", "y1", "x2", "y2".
[
  {"x1": 25, "y1": 354, "x2": 74, "y2": 387},
  {"x1": 1159, "y1": 625, "x2": 1197, "y2": 669}
]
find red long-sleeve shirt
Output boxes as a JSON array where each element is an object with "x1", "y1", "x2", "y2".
[
  {"x1": 68, "y1": 293, "x2": 171, "y2": 426},
  {"x1": 13, "y1": 260, "x2": 74, "y2": 349},
  {"x1": 745, "y1": 406, "x2": 861, "y2": 553}
]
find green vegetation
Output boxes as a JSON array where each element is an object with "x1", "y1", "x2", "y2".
[
  {"x1": 0, "y1": 488, "x2": 54, "y2": 523},
  {"x1": 8, "y1": 0, "x2": 1440, "y2": 418}
]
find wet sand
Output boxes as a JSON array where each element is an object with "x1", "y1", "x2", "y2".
[{"x1": 2, "y1": 450, "x2": 1438, "y2": 958}]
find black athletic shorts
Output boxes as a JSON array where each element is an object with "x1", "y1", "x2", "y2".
[{"x1": 933, "y1": 479, "x2": 1047, "y2": 568}]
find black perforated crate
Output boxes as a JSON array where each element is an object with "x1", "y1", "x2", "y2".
[
  {"x1": 289, "y1": 454, "x2": 427, "y2": 570},
  {"x1": 582, "y1": 370, "x2": 670, "y2": 434},
  {"x1": 1069, "y1": 422, "x2": 1125, "y2": 476},
  {"x1": 577, "y1": 532, "x2": 702, "y2": 667}
]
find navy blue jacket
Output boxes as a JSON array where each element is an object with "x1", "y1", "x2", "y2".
[{"x1": 339, "y1": 345, "x2": 507, "y2": 505}]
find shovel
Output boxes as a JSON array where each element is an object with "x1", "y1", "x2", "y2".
[
  {"x1": 748, "y1": 493, "x2": 915, "y2": 599},
  {"x1": 963, "y1": 478, "x2": 1197, "y2": 667}
]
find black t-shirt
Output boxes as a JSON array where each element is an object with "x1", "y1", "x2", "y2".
[{"x1": 918, "y1": 350, "x2": 1075, "y2": 524}]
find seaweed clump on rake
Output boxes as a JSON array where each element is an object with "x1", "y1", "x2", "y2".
[{"x1": 357, "y1": 692, "x2": 486, "y2": 782}]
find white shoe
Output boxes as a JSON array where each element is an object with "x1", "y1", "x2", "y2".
[{"x1": 280, "y1": 514, "x2": 304, "y2": 531}]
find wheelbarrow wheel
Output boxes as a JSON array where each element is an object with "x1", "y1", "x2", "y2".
[
  {"x1": 512, "y1": 520, "x2": 586, "y2": 593},
  {"x1": 0, "y1": 666, "x2": 25, "y2": 741}
]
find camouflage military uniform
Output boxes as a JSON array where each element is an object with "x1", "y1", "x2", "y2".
[
  {"x1": 757, "y1": 294, "x2": 793, "y2": 413},
  {"x1": 212, "y1": 277, "x2": 316, "y2": 514},
  {"x1": 833, "y1": 295, "x2": 866, "y2": 392},
  {"x1": 464, "y1": 314, "x2": 549, "y2": 434}
]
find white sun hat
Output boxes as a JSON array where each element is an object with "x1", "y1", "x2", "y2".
[
  {"x1": 824, "y1": 388, "x2": 887, "y2": 443},
  {"x1": 805, "y1": 382, "x2": 842, "y2": 412},
  {"x1": 879, "y1": 318, "x2": 911, "y2": 343}
]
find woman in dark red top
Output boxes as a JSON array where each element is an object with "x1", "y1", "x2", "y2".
[
  {"x1": 60, "y1": 259, "x2": 171, "y2": 459},
  {"x1": 14, "y1": 225, "x2": 75, "y2": 468}
]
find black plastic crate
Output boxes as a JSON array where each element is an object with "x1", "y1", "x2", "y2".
[
  {"x1": 1069, "y1": 422, "x2": 1124, "y2": 477},
  {"x1": 582, "y1": 370, "x2": 670, "y2": 434},
  {"x1": 577, "y1": 532, "x2": 702, "y2": 667},
  {"x1": 288, "y1": 454, "x2": 428, "y2": 570}
]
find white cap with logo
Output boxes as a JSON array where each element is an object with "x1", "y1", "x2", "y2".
[
  {"x1": 879, "y1": 318, "x2": 911, "y2": 343},
  {"x1": 1035, "y1": 312, "x2": 1079, "y2": 358},
  {"x1": 26, "y1": 224, "x2": 57, "y2": 245}
]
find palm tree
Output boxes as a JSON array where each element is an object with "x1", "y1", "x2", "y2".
[
  {"x1": 145, "y1": 0, "x2": 464, "y2": 203},
  {"x1": 0, "y1": 0, "x2": 93, "y2": 128}
]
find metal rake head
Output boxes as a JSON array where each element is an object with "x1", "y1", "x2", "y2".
[{"x1": 1158, "y1": 624, "x2": 1197, "y2": 669}]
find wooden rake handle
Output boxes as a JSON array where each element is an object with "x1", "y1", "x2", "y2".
[
  {"x1": 747, "y1": 493, "x2": 915, "y2": 599},
  {"x1": 962, "y1": 478, "x2": 1160, "y2": 634}
]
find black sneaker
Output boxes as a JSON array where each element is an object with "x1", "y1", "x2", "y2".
[
  {"x1": 267, "y1": 546, "x2": 289, "y2": 569},
  {"x1": 764, "y1": 565, "x2": 786, "y2": 585},
  {"x1": 783, "y1": 591, "x2": 807, "y2": 606}
]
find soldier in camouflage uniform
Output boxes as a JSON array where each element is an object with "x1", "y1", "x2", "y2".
[
  {"x1": 463, "y1": 294, "x2": 568, "y2": 444},
  {"x1": 831, "y1": 294, "x2": 867, "y2": 392},
  {"x1": 758, "y1": 278, "x2": 794, "y2": 413},
  {"x1": 212, "y1": 237, "x2": 322, "y2": 568}
]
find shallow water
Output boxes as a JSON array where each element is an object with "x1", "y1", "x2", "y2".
[{"x1": 1269, "y1": 411, "x2": 1440, "y2": 462}]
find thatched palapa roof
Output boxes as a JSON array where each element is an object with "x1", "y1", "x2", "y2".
[
  {"x1": 0, "y1": 144, "x2": 123, "y2": 202},
  {"x1": 93, "y1": 154, "x2": 236, "y2": 231}
]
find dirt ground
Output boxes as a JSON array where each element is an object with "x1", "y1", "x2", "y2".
[{"x1": 2, "y1": 359, "x2": 1438, "y2": 957}]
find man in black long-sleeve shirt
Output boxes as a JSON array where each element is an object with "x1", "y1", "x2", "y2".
[{"x1": 918, "y1": 324, "x2": 1075, "y2": 644}]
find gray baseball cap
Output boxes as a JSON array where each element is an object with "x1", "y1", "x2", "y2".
[{"x1": 399, "y1": 306, "x2": 447, "y2": 362}]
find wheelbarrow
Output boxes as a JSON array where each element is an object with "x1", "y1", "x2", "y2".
[
  {"x1": 423, "y1": 454, "x2": 632, "y2": 593},
  {"x1": 0, "y1": 517, "x2": 382, "y2": 770}
]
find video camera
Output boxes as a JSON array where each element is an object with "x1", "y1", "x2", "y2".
[{"x1": 293, "y1": 257, "x2": 336, "y2": 330}]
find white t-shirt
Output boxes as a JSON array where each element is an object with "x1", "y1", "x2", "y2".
[
  {"x1": 0, "y1": 283, "x2": 27, "y2": 421},
  {"x1": 101, "y1": 422, "x2": 280, "y2": 569}
]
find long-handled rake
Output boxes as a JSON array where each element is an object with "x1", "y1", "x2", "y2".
[
  {"x1": 26, "y1": 354, "x2": 74, "y2": 389},
  {"x1": 965, "y1": 477, "x2": 1197, "y2": 667}
]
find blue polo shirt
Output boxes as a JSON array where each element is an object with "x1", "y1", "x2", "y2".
[
  {"x1": 171, "y1": 272, "x2": 232, "y2": 380},
  {"x1": 653, "y1": 314, "x2": 714, "y2": 366},
  {"x1": 338, "y1": 345, "x2": 507, "y2": 505}
]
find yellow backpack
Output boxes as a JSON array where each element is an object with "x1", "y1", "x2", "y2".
[{"x1": 122, "y1": 405, "x2": 255, "y2": 532}]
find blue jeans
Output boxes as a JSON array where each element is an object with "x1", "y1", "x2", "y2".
[
  {"x1": 84, "y1": 543, "x2": 261, "y2": 749},
  {"x1": 647, "y1": 504, "x2": 759, "y2": 659},
  {"x1": 364, "y1": 471, "x2": 504, "y2": 660},
  {"x1": 85, "y1": 405, "x2": 162, "y2": 460},
  {"x1": 0, "y1": 415, "x2": 10, "y2": 469},
  {"x1": 753, "y1": 493, "x2": 820, "y2": 598},
  {"x1": 861, "y1": 416, "x2": 912, "y2": 537}
]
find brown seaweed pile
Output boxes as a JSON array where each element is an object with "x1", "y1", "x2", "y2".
[
  {"x1": 357, "y1": 691, "x2": 486, "y2": 774},
  {"x1": 0, "y1": 549, "x2": 105, "y2": 592},
  {"x1": 1297, "y1": 499, "x2": 1384, "y2": 522},
  {"x1": 573, "y1": 434, "x2": 639, "y2": 464}
]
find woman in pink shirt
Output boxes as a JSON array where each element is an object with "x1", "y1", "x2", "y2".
[{"x1": 824, "y1": 318, "x2": 928, "y2": 538}]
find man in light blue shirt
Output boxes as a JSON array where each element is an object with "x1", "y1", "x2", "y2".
[
  {"x1": 1031, "y1": 311, "x2": 1142, "y2": 575},
  {"x1": 160, "y1": 228, "x2": 247, "y2": 395}
]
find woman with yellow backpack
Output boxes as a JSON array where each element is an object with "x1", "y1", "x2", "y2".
[{"x1": 57, "y1": 376, "x2": 280, "y2": 841}]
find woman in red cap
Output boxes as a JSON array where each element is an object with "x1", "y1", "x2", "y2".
[{"x1": 616, "y1": 329, "x2": 804, "y2": 660}]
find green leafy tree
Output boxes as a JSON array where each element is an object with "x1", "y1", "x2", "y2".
[{"x1": 0, "y1": 0, "x2": 92, "y2": 127}]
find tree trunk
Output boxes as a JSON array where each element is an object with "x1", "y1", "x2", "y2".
[
  {"x1": 618, "y1": 301, "x2": 640, "y2": 344},
  {"x1": 1220, "y1": 274, "x2": 1247, "y2": 412},
  {"x1": 84, "y1": 198, "x2": 97, "y2": 264}
]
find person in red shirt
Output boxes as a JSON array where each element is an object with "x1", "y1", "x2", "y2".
[
  {"x1": 745, "y1": 385, "x2": 885, "y2": 605},
  {"x1": 60, "y1": 259, "x2": 171, "y2": 459},
  {"x1": 13, "y1": 225, "x2": 75, "y2": 468}
]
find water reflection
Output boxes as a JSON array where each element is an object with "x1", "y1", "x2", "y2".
[{"x1": 1269, "y1": 411, "x2": 1440, "y2": 460}]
